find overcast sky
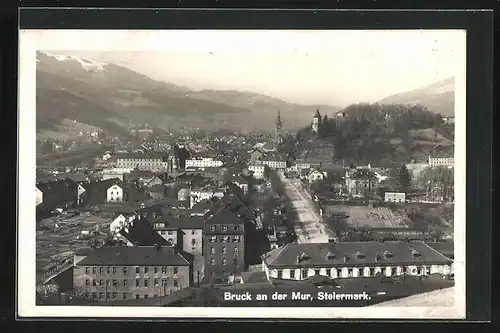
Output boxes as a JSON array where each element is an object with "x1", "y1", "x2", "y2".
[{"x1": 40, "y1": 30, "x2": 465, "y2": 107}]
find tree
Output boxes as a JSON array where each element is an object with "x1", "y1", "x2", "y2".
[{"x1": 398, "y1": 165, "x2": 412, "y2": 191}]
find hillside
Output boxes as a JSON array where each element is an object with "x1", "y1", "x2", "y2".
[
  {"x1": 36, "y1": 52, "x2": 338, "y2": 140},
  {"x1": 378, "y1": 77, "x2": 455, "y2": 117},
  {"x1": 293, "y1": 103, "x2": 454, "y2": 165}
]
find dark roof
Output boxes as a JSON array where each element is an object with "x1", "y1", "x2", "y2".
[
  {"x1": 81, "y1": 179, "x2": 121, "y2": 205},
  {"x1": 125, "y1": 183, "x2": 149, "y2": 203},
  {"x1": 207, "y1": 194, "x2": 253, "y2": 220},
  {"x1": 240, "y1": 271, "x2": 269, "y2": 284},
  {"x1": 263, "y1": 241, "x2": 452, "y2": 268},
  {"x1": 206, "y1": 208, "x2": 245, "y2": 226},
  {"x1": 77, "y1": 246, "x2": 190, "y2": 266},
  {"x1": 350, "y1": 170, "x2": 378, "y2": 180},
  {"x1": 426, "y1": 241, "x2": 454, "y2": 258},
  {"x1": 146, "y1": 184, "x2": 165, "y2": 193},
  {"x1": 191, "y1": 198, "x2": 219, "y2": 215},
  {"x1": 178, "y1": 216, "x2": 204, "y2": 229},
  {"x1": 118, "y1": 217, "x2": 169, "y2": 246}
]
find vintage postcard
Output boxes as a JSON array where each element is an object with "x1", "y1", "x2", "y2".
[{"x1": 18, "y1": 29, "x2": 466, "y2": 319}]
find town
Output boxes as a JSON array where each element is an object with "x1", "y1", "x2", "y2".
[{"x1": 35, "y1": 108, "x2": 455, "y2": 307}]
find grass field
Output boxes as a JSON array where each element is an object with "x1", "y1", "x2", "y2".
[{"x1": 325, "y1": 205, "x2": 410, "y2": 229}]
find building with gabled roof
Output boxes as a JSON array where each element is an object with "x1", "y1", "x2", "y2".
[
  {"x1": 73, "y1": 245, "x2": 192, "y2": 302},
  {"x1": 261, "y1": 241, "x2": 453, "y2": 281}
]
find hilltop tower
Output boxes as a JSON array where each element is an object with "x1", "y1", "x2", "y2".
[
  {"x1": 312, "y1": 108, "x2": 321, "y2": 134},
  {"x1": 275, "y1": 109, "x2": 284, "y2": 145}
]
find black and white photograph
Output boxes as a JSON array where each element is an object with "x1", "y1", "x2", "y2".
[{"x1": 18, "y1": 29, "x2": 466, "y2": 319}]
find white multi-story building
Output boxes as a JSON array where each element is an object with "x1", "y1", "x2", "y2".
[
  {"x1": 189, "y1": 188, "x2": 225, "y2": 208},
  {"x1": 262, "y1": 242, "x2": 453, "y2": 281},
  {"x1": 107, "y1": 183, "x2": 124, "y2": 202},
  {"x1": 101, "y1": 168, "x2": 134, "y2": 181},
  {"x1": 185, "y1": 157, "x2": 224, "y2": 169},
  {"x1": 428, "y1": 156, "x2": 454, "y2": 168},
  {"x1": 116, "y1": 154, "x2": 168, "y2": 172},
  {"x1": 262, "y1": 159, "x2": 287, "y2": 170},
  {"x1": 248, "y1": 164, "x2": 266, "y2": 179}
]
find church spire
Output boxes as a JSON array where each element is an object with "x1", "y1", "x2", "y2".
[{"x1": 276, "y1": 109, "x2": 282, "y2": 129}]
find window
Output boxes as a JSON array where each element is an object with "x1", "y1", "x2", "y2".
[
  {"x1": 192, "y1": 230, "x2": 196, "y2": 235},
  {"x1": 174, "y1": 279, "x2": 178, "y2": 287},
  {"x1": 222, "y1": 247, "x2": 227, "y2": 254},
  {"x1": 99, "y1": 293, "x2": 104, "y2": 300},
  {"x1": 107, "y1": 267, "x2": 111, "y2": 274},
  {"x1": 135, "y1": 294, "x2": 140, "y2": 299},
  {"x1": 290, "y1": 270, "x2": 295, "y2": 279},
  {"x1": 106, "y1": 279, "x2": 111, "y2": 287},
  {"x1": 210, "y1": 225, "x2": 216, "y2": 232},
  {"x1": 301, "y1": 269, "x2": 308, "y2": 279},
  {"x1": 210, "y1": 258, "x2": 215, "y2": 266},
  {"x1": 144, "y1": 279, "x2": 149, "y2": 287},
  {"x1": 144, "y1": 294, "x2": 149, "y2": 299},
  {"x1": 234, "y1": 225, "x2": 239, "y2": 231},
  {"x1": 154, "y1": 279, "x2": 159, "y2": 287},
  {"x1": 315, "y1": 269, "x2": 320, "y2": 276},
  {"x1": 209, "y1": 236, "x2": 217, "y2": 243},
  {"x1": 123, "y1": 293, "x2": 127, "y2": 300},
  {"x1": 112, "y1": 279, "x2": 117, "y2": 287},
  {"x1": 348, "y1": 268, "x2": 353, "y2": 277},
  {"x1": 191, "y1": 239, "x2": 196, "y2": 245},
  {"x1": 222, "y1": 236, "x2": 229, "y2": 243},
  {"x1": 233, "y1": 236, "x2": 240, "y2": 242},
  {"x1": 234, "y1": 247, "x2": 239, "y2": 254},
  {"x1": 277, "y1": 270, "x2": 283, "y2": 279},
  {"x1": 168, "y1": 231, "x2": 173, "y2": 235},
  {"x1": 99, "y1": 280, "x2": 104, "y2": 286},
  {"x1": 162, "y1": 279, "x2": 168, "y2": 286},
  {"x1": 136, "y1": 267, "x2": 140, "y2": 274},
  {"x1": 154, "y1": 267, "x2": 159, "y2": 274},
  {"x1": 92, "y1": 280, "x2": 97, "y2": 287},
  {"x1": 100, "y1": 267, "x2": 104, "y2": 274},
  {"x1": 92, "y1": 293, "x2": 97, "y2": 300},
  {"x1": 123, "y1": 280, "x2": 128, "y2": 287},
  {"x1": 85, "y1": 279, "x2": 90, "y2": 286},
  {"x1": 112, "y1": 292, "x2": 117, "y2": 299},
  {"x1": 144, "y1": 267, "x2": 149, "y2": 274},
  {"x1": 222, "y1": 258, "x2": 227, "y2": 266},
  {"x1": 160, "y1": 231, "x2": 166, "y2": 235},
  {"x1": 123, "y1": 267, "x2": 128, "y2": 275},
  {"x1": 85, "y1": 267, "x2": 90, "y2": 274},
  {"x1": 161, "y1": 267, "x2": 166, "y2": 274},
  {"x1": 391, "y1": 267, "x2": 397, "y2": 276},
  {"x1": 222, "y1": 226, "x2": 228, "y2": 231},
  {"x1": 173, "y1": 267, "x2": 178, "y2": 274},
  {"x1": 369, "y1": 268, "x2": 375, "y2": 277},
  {"x1": 92, "y1": 267, "x2": 96, "y2": 274},
  {"x1": 136, "y1": 279, "x2": 140, "y2": 287}
]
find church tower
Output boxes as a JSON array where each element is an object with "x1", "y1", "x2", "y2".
[
  {"x1": 312, "y1": 108, "x2": 321, "y2": 134},
  {"x1": 275, "y1": 109, "x2": 283, "y2": 144}
]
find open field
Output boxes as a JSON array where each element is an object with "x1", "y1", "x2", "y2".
[{"x1": 325, "y1": 205, "x2": 410, "y2": 229}]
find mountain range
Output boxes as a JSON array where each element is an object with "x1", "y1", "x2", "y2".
[{"x1": 35, "y1": 51, "x2": 454, "y2": 140}]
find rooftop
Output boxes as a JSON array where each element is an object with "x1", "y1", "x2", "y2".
[
  {"x1": 206, "y1": 208, "x2": 245, "y2": 227},
  {"x1": 263, "y1": 241, "x2": 452, "y2": 268},
  {"x1": 77, "y1": 245, "x2": 190, "y2": 266}
]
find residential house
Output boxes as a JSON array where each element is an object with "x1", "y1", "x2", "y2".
[
  {"x1": 261, "y1": 142, "x2": 277, "y2": 153},
  {"x1": 116, "y1": 217, "x2": 169, "y2": 247},
  {"x1": 345, "y1": 170, "x2": 378, "y2": 198},
  {"x1": 307, "y1": 169, "x2": 327, "y2": 183},
  {"x1": 190, "y1": 198, "x2": 219, "y2": 217},
  {"x1": 248, "y1": 164, "x2": 265, "y2": 179},
  {"x1": 80, "y1": 179, "x2": 123, "y2": 206},
  {"x1": 177, "y1": 216, "x2": 205, "y2": 256},
  {"x1": 249, "y1": 149, "x2": 264, "y2": 162},
  {"x1": 262, "y1": 157, "x2": 287, "y2": 170},
  {"x1": 73, "y1": 246, "x2": 192, "y2": 301},
  {"x1": 142, "y1": 175, "x2": 164, "y2": 188},
  {"x1": 145, "y1": 184, "x2": 165, "y2": 200},
  {"x1": 227, "y1": 174, "x2": 250, "y2": 195},
  {"x1": 262, "y1": 241, "x2": 453, "y2": 281},
  {"x1": 36, "y1": 179, "x2": 79, "y2": 213},
  {"x1": 204, "y1": 208, "x2": 246, "y2": 280},
  {"x1": 189, "y1": 187, "x2": 225, "y2": 209}
]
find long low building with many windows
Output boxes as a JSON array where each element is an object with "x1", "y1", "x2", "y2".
[
  {"x1": 73, "y1": 246, "x2": 192, "y2": 302},
  {"x1": 261, "y1": 241, "x2": 453, "y2": 281}
]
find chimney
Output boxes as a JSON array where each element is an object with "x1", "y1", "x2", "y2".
[{"x1": 343, "y1": 255, "x2": 348, "y2": 263}]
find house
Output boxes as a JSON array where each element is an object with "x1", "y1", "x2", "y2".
[
  {"x1": 345, "y1": 170, "x2": 378, "y2": 198},
  {"x1": 384, "y1": 192, "x2": 406, "y2": 203},
  {"x1": 145, "y1": 184, "x2": 165, "y2": 200},
  {"x1": 36, "y1": 179, "x2": 79, "y2": 213},
  {"x1": 262, "y1": 158, "x2": 287, "y2": 170},
  {"x1": 177, "y1": 216, "x2": 205, "y2": 256},
  {"x1": 249, "y1": 149, "x2": 264, "y2": 162},
  {"x1": 203, "y1": 208, "x2": 246, "y2": 280},
  {"x1": 261, "y1": 142, "x2": 277, "y2": 153},
  {"x1": 110, "y1": 213, "x2": 138, "y2": 234},
  {"x1": 307, "y1": 169, "x2": 327, "y2": 183},
  {"x1": 73, "y1": 246, "x2": 192, "y2": 301},
  {"x1": 80, "y1": 179, "x2": 123, "y2": 206},
  {"x1": 248, "y1": 164, "x2": 265, "y2": 179},
  {"x1": 116, "y1": 217, "x2": 169, "y2": 247},
  {"x1": 227, "y1": 174, "x2": 250, "y2": 195},
  {"x1": 189, "y1": 187, "x2": 224, "y2": 209},
  {"x1": 190, "y1": 198, "x2": 219, "y2": 217},
  {"x1": 319, "y1": 163, "x2": 345, "y2": 182},
  {"x1": 261, "y1": 241, "x2": 453, "y2": 281},
  {"x1": 428, "y1": 156, "x2": 454, "y2": 168},
  {"x1": 143, "y1": 176, "x2": 164, "y2": 188},
  {"x1": 203, "y1": 167, "x2": 222, "y2": 180}
]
